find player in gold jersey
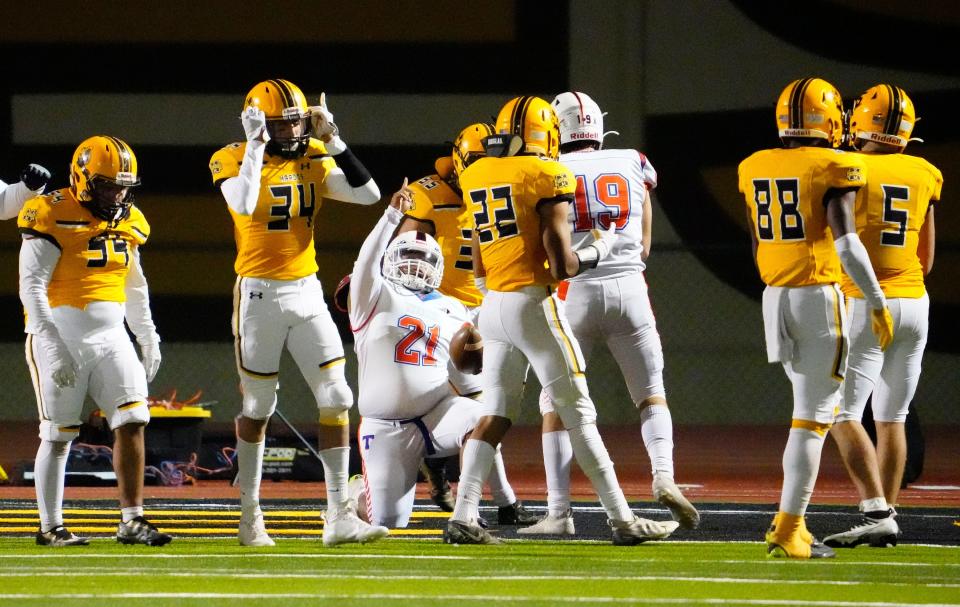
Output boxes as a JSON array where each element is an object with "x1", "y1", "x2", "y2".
[
  {"x1": 395, "y1": 123, "x2": 537, "y2": 526},
  {"x1": 738, "y1": 78, "x2": 894, "y2": 559},
  {"x1": 443, "y1": 96, "x2": 678, "y2": 545},
  {"x1": 824, "y1": 85, "x2": 942, "y2": 549},
  {"x1": 210, "y1": 79, "x2": 386, "y2": 547},
  {"x1": 18, "y1": 136, "x2": 171, "y2": 547}
]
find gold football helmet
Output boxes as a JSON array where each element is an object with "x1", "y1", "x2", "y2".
[
  {"x1": 849, "y1": 84, "x2": 917, "y2": 150},
  {"x1": 244, "y1": 79, "x2": 310, "y2": 157},
  {"x1": 452, "y1": 122, "x2": 495, "y2": 176},
  {"x1": 494, "y1": 96, "x2": 560, "y2": 159},
  {"x1": 70, "y1": 135, "x2": 140, "y2": 222},
  {"x1": 775, "y1": 78, "x2": 844, "y2": 148}
]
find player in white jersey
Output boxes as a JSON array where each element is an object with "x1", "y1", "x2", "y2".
[
  {"x1": 519, "y1": 92, "x2": 700, "y2": 536},
  {"x1": 1, "y1": 163, "x2": 50, "y2": 219},
  {"x1": 348, "y1": 181, "x2": 485, "y2": 528}
]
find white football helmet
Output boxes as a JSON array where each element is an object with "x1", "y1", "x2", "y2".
[
  {"x1": 551, "y1": 91, "x2": 614, "y2": 148},
  {"x1": 383, "y1": 231, "x2": 444, "y2": 292}
]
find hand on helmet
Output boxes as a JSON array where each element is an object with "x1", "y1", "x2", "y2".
[
  {"x1": 308, "y1": 92, "x2": 340, "y2": 142},
  {"x1": 389, "y1": 178, "x2": 413, "y2": 213},
  {"x1": 21, "y1": 164, "x2": 51, "y2": 192},
  {"x1": 241, "y1": 106, "x2": 270, "y2": 143}
]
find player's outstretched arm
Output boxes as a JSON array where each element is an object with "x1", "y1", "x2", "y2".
[
  {"x1": 312, "y1": 93, "x2": 381, "y2": 205},
  {"x1": 0, "y1": 164, "x2": 50, "y2": 220}
]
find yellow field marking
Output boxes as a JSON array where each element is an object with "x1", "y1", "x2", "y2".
[
  {"x1": 0, "y1": 526, "x2": 442, "y2": 536},
  {"x1": 0, "y1": 509, "x2": 450, "y2": 519}
]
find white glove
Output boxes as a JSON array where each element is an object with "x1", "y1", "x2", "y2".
[
  {"x1": 240, "y1": 106, "x2": 270, "y2": 143},
  {"x1": 44, "y1": 337, "x2": 77, "y2": 389},
  {"x1": 140, "y1": 340, "x2": 161, "y2": 382},
  {"x1": 308, "y1": 92, "x2": 339, "y2": 141},
  {"x1": 575, "y1": 223, "x2": 617, "y2": 270}
]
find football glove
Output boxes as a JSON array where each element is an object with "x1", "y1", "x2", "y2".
[
  {"x1": 308, "y1": 92, "x2": 339, "y2": 141},
  {"x1": 389, "y1": 177, "x2": 412, "y2": 213},
  {"x1": 871, "y1": 306, "x2": 894, "y2": 352},
  {"x1": 45, "y1": 337, "x2": 77, "y2": 389},
  {"x1": 240, "y1": 106, "x2": 270, "y2": 143},
  {"x1": 21, "y1": 164, "x2": 51, "y2": 192},
  {"x1": 139, "y1": 339, "x2": 161, "y2": 382},
  {"x1": 574, "y1": 223, "x2": 617, "y2": 270}
]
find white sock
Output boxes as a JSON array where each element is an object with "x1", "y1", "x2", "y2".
[
  {"x1": 319, "y1": 446, "x2": 350, "y2": 511},
  {"x1": 486, "y1": 446, "x2": 516, "y2": 506},
  {"x1": 35, "y1": 440, "x2": 69, "y2": 532},
  {"x1": 567, "y1": 423, "x2": 633, "y2": 522},
  {"x1": 542, "y1": 430, "x2": 572, "y2": 516},
  {"x1": 860, "y1": 497, "x2": 889, "y2": 516},
  {"x1": 236, "y1": 437, "x2": 264, "y2": 513},
  {"x1": 640, "y1": 404, "x2": 675, "y2": 477},
  {"x1": 121, "y1": 506, "x2": 143, "y2": 523},
  {"x1": 451, "y1": 439, "x2": 495, "y2": 524},
  {"x1": 779, "y1": 427, "x2": 825, "y2": 516}
]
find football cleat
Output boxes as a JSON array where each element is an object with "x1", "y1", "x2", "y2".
[
  {"x1": 609, "y1": 515, "x2": 679, "y2": 546},
  {"x1": 36, "y1": 526, "x2": 89, "y2": 547},
  {"x1": 239, "y1": 510, "x2": 275, "y2": 547},
  {"x1": 347, "y1": 474, "x2": 371, "y2": 523},
  {"x1": 823, "y1": 513, "x2": 900, "y2": 548},
  {"x1": 420, "y1": 459, "x2": 454, "y2": 512},
  {"x1": 516, "y1": 509, "x2": 576, "y2": 536},
  {"x1": 443, "y1": 520, "x2": 502, "y2": 545},
  {"x1": 117, "y1": 516, "x2": 173, "y2": 546},
  {"x1": 766, "y1": 512, "x2": 834, "y2": 559},
  {"x1": 497, "y1": 500, "x2": 539, "y2": 526},
  {"x1": 652, "y1": 473, "x2": 700, "y2": 529},
  {"x1": 322, "y1": 504, "x2": 389, "y2": 547}
]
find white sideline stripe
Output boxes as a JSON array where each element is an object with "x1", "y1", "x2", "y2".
[
  {"x1": 0, "y1": 594, "x2": 958, "y2": 606},
  {"x1": 3, "y1": 569, "x2": 960, "y2": 588}
]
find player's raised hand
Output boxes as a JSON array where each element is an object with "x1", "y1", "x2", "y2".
[
  {"x1": 20, "y1": 164, "x2": 51, "y2": 192},
  {"x1": 240, "y1": 106, "x2": 270, "y2": 143},
  {"x1": 308, "y1": 92, "x2": 339, "y2": 142},
  {"x1": 389, "y1": 178, "x2": 413, "y2": 213}
]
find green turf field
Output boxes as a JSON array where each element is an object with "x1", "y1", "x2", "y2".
[{"x1": 0, "y1": 538, "x2": 957, "y2": 606}]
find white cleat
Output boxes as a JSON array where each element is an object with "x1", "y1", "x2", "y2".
[
  {"x1": 239, "y1": 511, "x2": 275, "y2": 547},
  {"x1": 347, "y1": 474, "x2": 370, "y2": 523},
  {"x1": 653, "y1": 473, "x2": 700, "y2": 530},
  {"x1": 323, "y1": 502, "x2": 389, "y2": 547},
  {"x1": 516, "y1": 509, "x2": 576, "y2": 536},
  {"x1": 609, "y1": 515, "x2": 680, "y2": 546},
  {"x1": 824, "y1": 513, "x2": 900, "y2": 548}
]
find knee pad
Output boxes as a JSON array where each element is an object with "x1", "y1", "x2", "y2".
[
  {"x1": 313, "y1": 364, "x2": 353, "y2": 415},
  {"x1": 107, "y1": 397, "x2": 151, "y2": 430},
  {"x1": 544, "y1": 375, "x2": 596, "y2": 428},
  {"x1": 241, "y1": 376, "x2": 279, "y2": 420},
  {"x1": 38, "y1": 420, "x2": 82, "y2": 443}
]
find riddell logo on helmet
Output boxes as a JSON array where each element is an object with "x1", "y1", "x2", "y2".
[
  {"x1": 570, "y1": 132, "x2": 600, "y2": 140},
  {"x1": 866, "y1": 133, "x2": 903, "y2": 145}
]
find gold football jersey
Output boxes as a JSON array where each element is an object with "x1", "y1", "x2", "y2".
[
  {"x1": 209, "y1": 139, "x2": 337, "y2": 280},
  {"x1": 460, "y1": 155, "x2": 576, "y2": 292},
  {"x1": 17, "y1": 188, "x2": 150, "y2": 308},
  {"x1": 840, "y1": 152, "x2": 942, "y2": 299},
  {"x1": 406, "y1": 174, "x2": 483, "y2": 307},
  {"x1": 738, "y1": 147, "x2": 867, "y2": 287}
]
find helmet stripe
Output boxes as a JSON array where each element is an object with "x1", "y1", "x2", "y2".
[
  {"x1": 512, "y1": 96, "x2": 533, "y2": 137},
  {"x1": 572, "y1": 91, "x2": 586, "y2": 123},
  {"x1": 885, "y1": 84, "x2": 902, "y2": 136},
  {"x1": 106, "y1": 136, "x2": 130, "y2": 174},
  {"x1": 790, "y1": 78, "x2": 812, "y2": 130},
  {"x1": 269, "y1": 79, "x2": 293, "y2": 109}
]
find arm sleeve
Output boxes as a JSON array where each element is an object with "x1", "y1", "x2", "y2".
[
  {"x1": 834, "y1": 233, "x2": 886, "y2": 309},
  {"x1": 0, "y1": 181, "x2": 33, "y2": 220},
  {"x1": 219, "y1": 141, "x2": 266, "y2": 215},
  {"x1": 18, "y1": 236, "x2": 62, "y2": 337},
  {"x1": 349, "y1": 206, "x2": 403, "y2": 327},
  {"x1": 321, "y1": 164, "x2": 381, "y2": 206},
  {"x1": 124, "y1": 247, "x2": 160, "y2": 344}
]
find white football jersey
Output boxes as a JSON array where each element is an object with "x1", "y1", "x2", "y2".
[
  {"x1": 560, "y1": 148, "x2": 657, "y2": 279},
  {"x1": 350, "y1": 208, "x2": 471, "y2": 419}
]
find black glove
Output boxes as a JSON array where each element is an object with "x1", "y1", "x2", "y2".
[{"x1": 21, "y1": 164, "x2": 51, "y2": 191}]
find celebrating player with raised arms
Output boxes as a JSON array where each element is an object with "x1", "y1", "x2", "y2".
[
  {"x1": 19, "y1": 136, "x2": 170, "y2": 547},
  {"x1": 209, "y1": 79, "x2": 384, "y2": 547},
  {"x1": 2, "y1": 163, "x2": 51, "y2": 220},
  {"x1": 738, "y1": 78, "x2": 893, "y2": 559},
  {"x1": 824, "y1": 85, "x2": 942, "y2": 549}
]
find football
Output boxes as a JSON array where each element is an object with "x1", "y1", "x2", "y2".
[{"x1": 450, "y1": 323, "x2": 483, "y2": 375}]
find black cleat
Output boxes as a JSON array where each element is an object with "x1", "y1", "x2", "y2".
[
  {"x1": 443, "y1": 520, "x2": 502, "y2": 545},
  {"x1": 420, "y1": 458, "x2": 454, "y2": 512},
  {"x1": 36, "y1": 526, "x2": 89, "y2": 547},
  {"x1": 497, "y1": 500, "x2": 539, "y2": 525},
  {"x1": 117, "y1": 516, "x2": 173, "y2": 546}
]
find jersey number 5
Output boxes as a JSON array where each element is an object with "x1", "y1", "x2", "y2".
[
  {"x1": 752, "y1": 178, "x2": 805, "y2": 241},
  {"x1": 394, "y1": 315, "x2": 440, "y2": 367},
  {"x1": 880, "y1": 185, "x2": 909, "y2": 247}
]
